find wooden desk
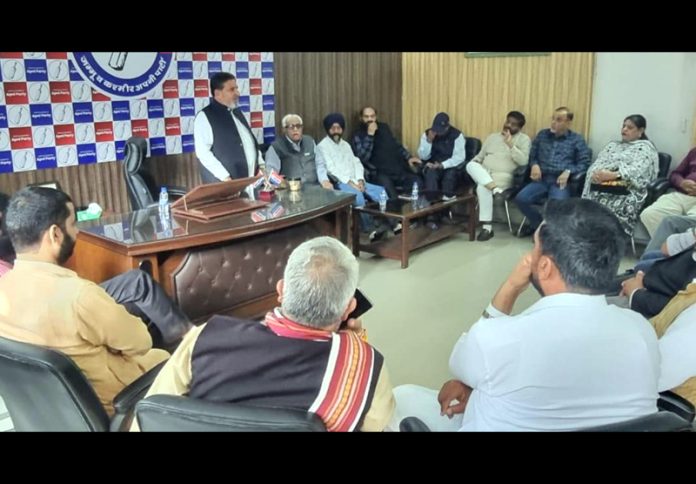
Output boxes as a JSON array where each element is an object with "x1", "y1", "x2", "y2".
[{"x1": 68, "y1": 186, "x2": 354, "y2": 322}]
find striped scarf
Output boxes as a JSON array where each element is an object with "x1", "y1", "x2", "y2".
[{"x1": 264, "y1": 308, "x2": 377, "y2": 431}]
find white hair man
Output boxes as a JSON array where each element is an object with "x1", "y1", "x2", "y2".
[
  {"x1": 137, "y1": 236, "x2": 395, "y2": 431},
  {"x1": 265, "y1": 114, "x2": 333, "y2": 189}
]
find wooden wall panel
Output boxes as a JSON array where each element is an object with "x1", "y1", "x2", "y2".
[
  {"x1": 401, "y1": 52, "x2": 595, "y2": 152},
  {"x1": 0, "y1": 162, "x2": 125, "y2": 212},
  {"x1": 274, "y1": 52, "x2": 403, "y2": 142}
]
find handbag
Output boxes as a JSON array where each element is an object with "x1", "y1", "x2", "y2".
[{"x1": 590, "y1": 180, "x2": 629, "y2": 195}]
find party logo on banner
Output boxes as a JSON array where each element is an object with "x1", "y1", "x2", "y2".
[{"x1": 68, "y1": 52, "x2": 173, "y2": 99}]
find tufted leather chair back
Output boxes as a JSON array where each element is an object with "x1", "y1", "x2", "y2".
[{"x1": 170, "y1": 224, "x2": 321, "y2": 321}]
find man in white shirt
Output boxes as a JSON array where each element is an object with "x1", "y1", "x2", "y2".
[
  {"x1": 465, "y1": 111, "x2": 531, "y2": 241},
  {"x1": 391, "y1": 199, "x2": 660, "y2": 431},
  {"x1": 316, "y1": 113, "x2": 389, "y2": 239},
  {"x1": 193, "y1": 72, "x2": 264, "y2": 184}
]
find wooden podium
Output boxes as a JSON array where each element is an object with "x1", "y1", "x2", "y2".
[{"x1": 171, "y1": 177, "x2": 268, "y2": 221}]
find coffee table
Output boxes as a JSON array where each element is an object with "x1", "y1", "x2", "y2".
[{"x1": 352, "y1": 193, "x2": 477, "y2": 268}]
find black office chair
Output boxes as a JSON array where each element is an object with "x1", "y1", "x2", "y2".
[
  {"x1": 122, "y1": 136, "x2": 187, "y2": 211},
  {"x1": 577, "y1": 411, "x2": 692, "y2": 432},
  {"x1": 399, "y1": 390, "x2": 695, "y2": 432},
  {"x1": 0, "y1": 335, "x2": 164, "y2": 431},
  {"x1": 400, "y1": 412, "x2": 692, "y2": 432},
  {"x1": 135, "y1": 394, "x2": 327, "y2": 432}
]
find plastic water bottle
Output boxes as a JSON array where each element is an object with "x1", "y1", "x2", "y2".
[
  {"x1": 158, "y1": 186, "x2": 169, "y2": 218},
  {"x1": 411, "y1": 182, "x2": 419, "y2": 203},
  {"x1": 379, "y1": 189, "x2": 388, "y2": 212}
]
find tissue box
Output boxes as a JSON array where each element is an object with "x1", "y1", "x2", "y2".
[
  {"x1": 76, "y1": 202, "x2": 103, "y2": 221},
  {"x1": 77, "y1": 210, "x2": 102, "y2": 222}
]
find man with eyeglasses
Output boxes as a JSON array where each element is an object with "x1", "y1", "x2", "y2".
[
  {"x1": 194, "y1": 72, "x2": 265, "y2": 184},
  {"x1": 265, "y1": 114, "x2": 333, "y2": 189}
]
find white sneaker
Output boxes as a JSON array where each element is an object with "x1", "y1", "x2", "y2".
[
  {"x1": 393, "y1": 222, "x2": 403, "y2": 234},
  {"x1": 442, "y1": 194, "x2": 456, "y2": 201}
]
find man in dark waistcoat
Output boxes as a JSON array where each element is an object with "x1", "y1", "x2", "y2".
[
  {"x1": 265, "y1": 113, "x2": 333, "y2": 189},
  {"x1": 193, "y1": 72, "x2": 264, "y2": 184}
]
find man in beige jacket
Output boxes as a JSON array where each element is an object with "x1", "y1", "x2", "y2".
[
  {"x1": 465, "y1": 111, "x2": 531, "y2": 241},
  {"x1": 0, "y1": 187, "x2": 170, "y2": 415}
]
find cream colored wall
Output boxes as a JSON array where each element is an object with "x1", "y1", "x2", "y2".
[
  {"x1": 590, "y1": 53, "x2": 696, "y2": 166},
  {"x1": 401, "y1": 52, "x2": 594, "y2": 152}
]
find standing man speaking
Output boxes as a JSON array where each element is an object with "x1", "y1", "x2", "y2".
[{"x1": 194, "y1": 72, "x2": 265, "y2": 183}]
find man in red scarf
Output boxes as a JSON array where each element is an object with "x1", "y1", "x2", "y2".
[{"x1": 137, "y1": 236, "x2": 395, "y2": 431}]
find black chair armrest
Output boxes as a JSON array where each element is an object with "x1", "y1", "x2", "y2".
[
  {"x1": 136, "y1": 395, "x2": 327, "y2": 431},
  {"x1": 512, "y1": 164, "x2": 529, "y2": 187},
  {"x1": 504, "y1": 165, "x2": 531, "y2": 201},
  {"x1": 647, "y1": 177, "x2": 670, "y2": 192},
  {"x1": 112, "y1": 360, "x2": 166, "y2": 416},
  {"x1": 569, "y1": 171, "x2": 587, "y2": 197},
  {"x1": 110, "y1": 360, "x2": 166, "y2": 431},
  {"x1": 644, "y1": 178, "x2": 671, "y2": 209},
  {"x1": 577, "y1": 411, "x2": 692, "y2": 432},
  {"x1": 399, "y1": 416, "x2": 431, "y2": 432},
  {"x1": 658, "y1": 390, "x2": 695, "y2": 423}
]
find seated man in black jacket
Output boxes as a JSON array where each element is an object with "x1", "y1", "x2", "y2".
[
  {"x1": 351, "y1": 106, "x2": 422, "y2": 199},
  {"x1": 613, "y1": 246, "x2": 696, "y2": 318}
]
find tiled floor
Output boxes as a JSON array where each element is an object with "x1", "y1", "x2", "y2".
[{"x1": 0, "y1": 219, "x2": 640, "y2": 431}]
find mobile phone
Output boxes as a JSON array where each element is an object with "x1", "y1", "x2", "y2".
[{"x1": 340, "y1": 288, "x2": 373, "y2": 329}]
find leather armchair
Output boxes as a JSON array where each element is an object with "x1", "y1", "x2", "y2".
[
  {"x1": 135, "y1": 394, "x2": 327, "y2": 431},
  {"x1": 0, "y1": 335, "x2": 164, "y2": 431},
  {"x1": 400, "y1": 411, "x2": 692, "y2": 432},
  {"x1": 398, "y1": 391, "x2": 694, "y2": 432},
  {"x1": 0, "y1": 338, "x2": 164, "y2": 432},
  {"x1": 122, "y1": 136, "x2": 187, "y2": 211},
  {"x1": 577, "y1": 411, "x2": 692, "y2": 432},
  {"x1": 643, "y1": 152, "x2": 673, "y2": 209}
]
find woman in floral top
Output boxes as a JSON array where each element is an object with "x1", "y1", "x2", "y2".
[{"x1": 583, "y1": 114, "x2": 659, "y2": 236}]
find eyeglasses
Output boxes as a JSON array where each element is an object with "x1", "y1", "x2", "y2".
[{"x1": 285, "y1": 124, "x2": 303, "y2": 130}]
